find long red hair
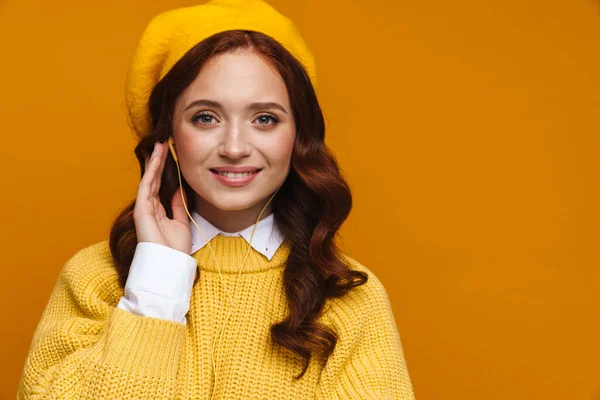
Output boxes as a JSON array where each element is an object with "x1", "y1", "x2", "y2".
[{"x1": 109, "y1": 30, "x2": 368, "y2": 379}]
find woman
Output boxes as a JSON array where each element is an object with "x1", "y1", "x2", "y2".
[{"x1": 18, "y1": 0, "x2": 416, "y2": 398}]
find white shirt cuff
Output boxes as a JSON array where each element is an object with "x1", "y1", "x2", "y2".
[{"x1": 116, "y1": 241, "x2": 197, "y2": 325}]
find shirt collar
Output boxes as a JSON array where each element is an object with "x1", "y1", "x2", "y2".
[{"x1": 189, "y1": 211, "x2": 285, "y2": 260}]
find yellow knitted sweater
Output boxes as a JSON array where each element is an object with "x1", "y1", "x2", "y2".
[{"x1": 18, "y1": 235, "x2": 415, "y2": 399}]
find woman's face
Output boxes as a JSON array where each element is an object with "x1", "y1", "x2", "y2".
[{"x1": 172, "y1": 50, "x2": 295, "y2": 222}]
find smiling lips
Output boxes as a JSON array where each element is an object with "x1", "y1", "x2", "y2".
[
  {"x1": 211, "y1": 166, "x2": 261, "y2": 173},
  {"x1": 210, "y1": 168, "x2": 262, "y2": 187}
]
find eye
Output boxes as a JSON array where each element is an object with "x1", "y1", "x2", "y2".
[
  {"x1": 254, "y1": 114, "x2": 280, "y2": 126},
  {"x1": 191, "y1": 111, "x2": 218, "y2": 125}
]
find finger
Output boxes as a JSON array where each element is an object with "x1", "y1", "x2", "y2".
[
  {"x1": 171, "y1": 186, "x2": 189, "y2": 223},
  {"x1": 143, "y1": 143, "x2": 158, "y2": 174},
  {"x1": 153, "y1": 141, "x2": 169, "y2": 194},
  {"x1": 152, "y1": 143, "x2": 167, "y2": 194},
  {"x1": 140, "y1": 143, "x2": 161, "y2": 200},
  {"x1": 144, "y1": 142, "x2": 159, "y2": 170}
]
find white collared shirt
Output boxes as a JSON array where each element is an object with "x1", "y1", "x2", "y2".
[
  {"x1": 116, "y1": 212, "x2": 285, "y2": 325},
  {"x1": 190, "y1": 210, "x2": 284, "y2": 261}
]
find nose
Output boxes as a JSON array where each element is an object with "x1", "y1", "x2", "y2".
[{"x1": 218, "y1": 121, "x2": 251, "y2": 159}]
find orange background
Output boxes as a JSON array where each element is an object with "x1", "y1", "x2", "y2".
[{"x1": 2, "y1": 0, "x2": 599, "y2": 399}]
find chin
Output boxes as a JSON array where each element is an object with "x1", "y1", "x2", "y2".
[
  {"x1": 208, "y1": 195, "x2": 264, "y2": 212},
  {"x1": 212, "y1": 203, "x2": 253, "y2": 211}
]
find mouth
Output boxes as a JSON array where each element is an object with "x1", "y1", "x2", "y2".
[
  {"x1": 209, "y1": 169, "x2": 262, "y2": 178},
  {"x1": 209, "y1": 169, "x2": 263, "y2": 187}
]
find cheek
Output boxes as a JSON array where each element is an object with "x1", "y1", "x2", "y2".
[
  {"x1": 177, "y1": 146, "x2": 214, "y2": 183},
  {"x1": 268, "y1": 132, "x2": 295, "y2": 165},
  {"x1": 175, "y1": 126, "x2": 213, "y2": 162}
]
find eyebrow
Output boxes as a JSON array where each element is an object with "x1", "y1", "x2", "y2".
[{"x1": 183, "y1": 99, "x2": 288, "y2": 114}]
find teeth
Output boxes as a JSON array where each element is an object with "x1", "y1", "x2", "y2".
[{"x1": 216, "y1": 170, "x2": 258, "y2": 178}]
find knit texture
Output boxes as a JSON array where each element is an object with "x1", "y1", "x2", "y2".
[{"x1": 18, "y1": 235, "x2": 415, "y2": 399}]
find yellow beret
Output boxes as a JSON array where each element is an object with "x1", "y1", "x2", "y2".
[{"x1": 124, "y1": 0, "x2": 317, "y2": 137}]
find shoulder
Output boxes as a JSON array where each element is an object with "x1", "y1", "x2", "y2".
[
  {"x1": 321, "y1": 253, "x2": 395, "y2": 328},
  {"x1": 57, "y1": 239, "x2": 123, "y2": 307},
  {"x1": 60, "y1": 239, "x2": 116, "y2": 280},
  {"x1": 340, "y1": 253, "x2": 391, "y2": 303}
]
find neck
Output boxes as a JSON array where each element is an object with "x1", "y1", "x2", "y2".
[{"x1": 193, "y1": 194, "x2": 273, "y2": 233}]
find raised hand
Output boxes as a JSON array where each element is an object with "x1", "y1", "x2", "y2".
[{"x1": 133, "y1": 141, "x2": 192, "y2": 254}]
